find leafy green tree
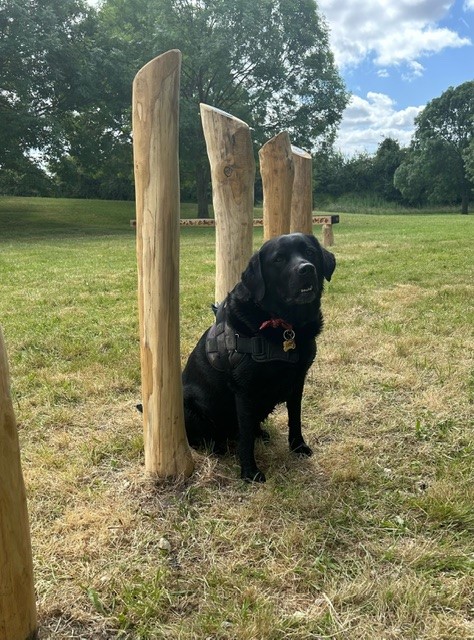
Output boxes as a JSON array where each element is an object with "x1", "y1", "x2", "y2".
[
  {"x1": 0, "y1": 0, "x2": 98, "y2": 192},
  {"x1": 314, "y1": 139, "x2": 405, "y2": 205},
  {"x1": 313, "y1": 149, "x2": 345, "y2": 202},
  {"x1": 395, "y1": 81, "x2": 474, "y2": 213},
  {"x1": 339, "y1": 152, "x2": 375, "y2": 196},
  {"x1": 75, "y1": 0, "x2": 349, "y2": 211},
  {"x1": 393, "y1": 152, "x2": 429, "y2": 206},
  {"x1": 1, "y1": 0, "x2": 348, "y2": 206},
  {"x1": 372, "y1": 138, "x2": 405, "y2": 201},
  {"x1": 464, "y1": 137, "x2": 474, "y2": 185}
]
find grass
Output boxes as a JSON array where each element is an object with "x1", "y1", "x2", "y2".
[{"x1": 0, "y1": 196, "x2": 473, "y2": 639}]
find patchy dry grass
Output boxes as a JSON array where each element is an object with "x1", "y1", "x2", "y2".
[{"x1": 0, "y1": 198, "x2": 473, "y2": 639}]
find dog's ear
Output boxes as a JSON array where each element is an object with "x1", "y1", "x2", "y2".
[
  {"x1": 241, "y1": 251, "x2": 265, "y2": 301},
  {"x1": 307, "y1": 234, "x2": 336, "y2": 282},
  {"x1": 321, "y1": 247, "x2": 336, "y2": 282}
]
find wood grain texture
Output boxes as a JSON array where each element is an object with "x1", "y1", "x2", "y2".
[
  {"x1": 259, "y1": 132, "x2": 295, "y2": 242},
  {"x1": 200, "y1": 104, "x2": 255, "y2": 303},
  {"x1": 133, "y1": 50, "x2": 194, "y2": 477},
  {"x1": 290, "y1": 146, "x2": 313, "y2": 235},
  {"x1": 322, "y1": 223, "x2": 335, "y2": 247},
  {"x1": 0, "y1": 327, "x2": 37, "y2": 640}
]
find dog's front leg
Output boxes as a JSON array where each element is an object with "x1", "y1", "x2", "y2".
[
  {"x1": 235, "y1": 395, "x2": 266, "y2": 482},
  {"x1": 287, "y1": 378, "x2": 313, "y2": 457}
]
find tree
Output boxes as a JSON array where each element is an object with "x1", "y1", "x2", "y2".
[
  {"x1": 313, "y1": 149, "x2": 345, "y2": 202},
  {"x1": 464, "y1": 137, "x2": 474, "y2": 185},
  {"x1": 0, "y1": 0, "x2": 99, "y2": 192},
  {"x1": 372, "y1": 138, "x2": 405, "y2": 201},
  {"x1": 395, "y1": 81, "x2": 474, "y2": 213},
  {"x1": 393, "y1": 152, "x2": 429, "y2": 206},
  {"x1": 78, "y1": 0, "x2": 349, "y2": 211},
  {"x1": 1, "y1": 0, "x2": 348, "y2": 206}
]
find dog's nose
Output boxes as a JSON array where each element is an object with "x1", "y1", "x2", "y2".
[{"x1": 298, "y1": 262, "x2": 316, "y2": 276}]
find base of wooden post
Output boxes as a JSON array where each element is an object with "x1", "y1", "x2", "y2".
[{"x1": 322, "y1": 223, "x2": 334, "y2": 247}]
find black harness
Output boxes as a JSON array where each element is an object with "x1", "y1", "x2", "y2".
[{"x1": 205, "y1": 302, "x2": 300, "y2": 373}]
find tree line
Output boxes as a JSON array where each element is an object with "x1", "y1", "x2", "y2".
[
  {"x1": 0, "y1": 0, "x2": 472, "y2": 213},
  {"x1": 316, "y1": 82, "x2": 473, "y2": 214}
]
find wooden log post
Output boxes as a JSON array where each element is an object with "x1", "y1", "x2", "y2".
[
  {"x1": 290, "y1": 146, "x2": 313, "y2": 235},
  {"x1": 259, "y1": 132, "x2": 295, "y2": 242},
  {"x1": 133, "y1": 50, "x2": 194, "y2": 478},
  {"x1": 200, "y1": 104, "x2": 256, "y2": 303},
  {"x1": 322, "y1": 221, "x2": 335, "y2": 247},
  {"x1": 0, "y1": 327, "x2": 37, "y2": 640}
]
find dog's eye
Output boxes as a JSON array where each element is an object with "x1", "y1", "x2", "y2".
[{"x1": 273, "y1": 254, "x2": 285, "y2": 263}]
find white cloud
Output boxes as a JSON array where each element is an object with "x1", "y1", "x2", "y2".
[
  {"x1": 401, "y1": 60, "x2": 425, "y2": 81},
  {"x1": 319, "y1": 0, "x2": 471, "y2": 70},
  {"x1": 319, "y1": 0, "x2": 472, "y2": 156},
  {"x1": 334, "y1": 93, "x2": 424, "y2": 156}
]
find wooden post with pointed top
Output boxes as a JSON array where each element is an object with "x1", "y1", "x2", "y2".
[
  {"x1": 0, "y1": 327, "x2": 37, "y2": 640},
  {"x1": 259, "y1": 132, "x2": 295, "y2": 242},
  {"x1": 290, "y1": 146, "x2": 313, "y2": 235},
  {"x1": 133, "y1": 50, "x2": 194, "y2": 478},
  {"x1": 200, "y1": 104, "x2": 256, "y2": 303}
]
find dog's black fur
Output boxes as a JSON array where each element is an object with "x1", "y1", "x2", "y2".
[{"x1": 182, "y1": 233, "x2": 336, "y2": 482}]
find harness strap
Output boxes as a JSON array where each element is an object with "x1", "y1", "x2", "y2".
[{"x1": 206, "y1": 302, "x2": 299, "y2": 372}]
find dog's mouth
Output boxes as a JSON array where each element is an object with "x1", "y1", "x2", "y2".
[{"x1": 295, "y1": 283, "x2": 316, "y2": 303}]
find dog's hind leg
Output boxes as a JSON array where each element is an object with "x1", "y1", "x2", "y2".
[{"x1": 183, "y1": 394, "x2": 216, "y2": 448}]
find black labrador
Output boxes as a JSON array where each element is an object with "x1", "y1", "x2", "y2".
[{"x1": 182, "y1": 232, "x2": 336, "y2": 482}]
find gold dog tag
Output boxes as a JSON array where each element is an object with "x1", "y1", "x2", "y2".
[{"x1": 283, "y1": 329, "x2": 296, "y2": 352}]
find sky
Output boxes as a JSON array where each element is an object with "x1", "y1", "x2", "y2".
[{"x1": 318, "y1": 0, "x2": 474, "y2": 156}]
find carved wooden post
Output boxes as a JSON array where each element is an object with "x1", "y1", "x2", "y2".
[
  {"x1": 133, "y1": 50, "x2": 194, "y2": 478},
  {"x1": 200, "y1": 104, "x2": 255, "y2": 303},
  {"x1": 0, "y1": 327, "x2": 37, "y2": 640},
  {"x1": 290, "y1": 146, "x2": 313, "y2": 235},
  {"x1": 259, "y1": 132, "x2": 294, "y2": 242}
]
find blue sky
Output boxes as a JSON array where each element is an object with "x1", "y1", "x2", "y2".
[{"x1": 318, "y1": 0, "x2": 474, "y2": 155}]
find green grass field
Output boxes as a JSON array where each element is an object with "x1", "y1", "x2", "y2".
[{"x1": 0, "y1": 196, "x2": 473, "y2": 639}]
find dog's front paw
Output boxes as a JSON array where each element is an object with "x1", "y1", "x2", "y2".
[
  {"x1": 241, "y1": 467, "x2": 266, "y2": 483},
  {"x1": 290, "y1": 440, "x2": 313, "y2": 457}
]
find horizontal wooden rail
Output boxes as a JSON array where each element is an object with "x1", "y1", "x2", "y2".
[{"x1": 131, "y1": 215, "x2": 339, "y2": 228}]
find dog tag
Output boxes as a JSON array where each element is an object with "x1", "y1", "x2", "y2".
[{"x1": 283, "y1": 329, "x2": 296, "y2": 352}]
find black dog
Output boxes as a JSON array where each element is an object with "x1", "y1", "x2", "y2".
[{"x1": 182, "y1": 232, "x2": 336, "y2": 482}]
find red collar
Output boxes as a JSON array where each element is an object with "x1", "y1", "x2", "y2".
[{"x1": 259, "y1": 318, "x2": 293, "y2": 332}]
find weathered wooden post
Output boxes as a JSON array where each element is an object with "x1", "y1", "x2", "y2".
[
  {"x1": 0, "y1": 327, "x2": 37, "y2": 640},
  {"x1": 200, "y1": 104, "x2": 256, "y2": 303},
  {"x1": 133, "y1": 50, "x2": 194, "y2": 478},
  {"x1": 259, "y1": 131, "x2": 295, "y2": 242},
  {"x1": 290, "y1": 146, "x2": 313, "y2": 235},
  {"x1": 322, "y1": 220, "x2": 335, "y2": 247}
]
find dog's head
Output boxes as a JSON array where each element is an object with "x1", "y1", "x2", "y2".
[{"x1": 242, "y1": 233, "x2": 335, "y2": 309}]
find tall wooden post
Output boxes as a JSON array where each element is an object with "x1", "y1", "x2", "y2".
[
  {"x1": 133, "y1": 50, "x2": 194, "y2": 478},
  {"x1": 259, "y1": 131, "x2": 294, "y2": 242},
  {"x1": 200, "y1": 104, "x2": 255, "y2": 303},
  {"x1": 0, "y1": 327, "x2": 37, "y2": 640},
  {"x1": 290, "y1": 146, "x2": 313, "y2": 235}
]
